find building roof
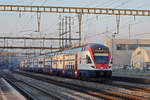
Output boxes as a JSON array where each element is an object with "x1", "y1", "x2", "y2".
[{"x1": 140, "y1": 47, "x2": 150, "y2": 50}]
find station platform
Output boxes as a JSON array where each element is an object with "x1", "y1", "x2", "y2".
[
  {"x1": 112, "y1": 71, "x2": 150, "y2": 79},
  {"x1": 112, "y1": 71, "x2": 150, "y2": 84},
  {"x1": 0, "y1": 78, "x2": 26, "y2": 100}
]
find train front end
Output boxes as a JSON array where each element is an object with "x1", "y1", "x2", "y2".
[{"x1": 88, "y1": 44, "x2": 112, "y2": 78}]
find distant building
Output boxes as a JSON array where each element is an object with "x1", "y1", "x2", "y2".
[
  {"x1": 104, "y1": 39, "x2": 150, "y2": 67},
  {"x1": 131, "y1": 47, "x2": 150, "y2": 70},
  {"x1": 0, "y1": 51, "x2": 23, "y2": 69}
]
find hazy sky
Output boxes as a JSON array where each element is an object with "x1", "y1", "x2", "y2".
[{"x1": 0, "y1": 0, "x2": 150, "y2": 44}]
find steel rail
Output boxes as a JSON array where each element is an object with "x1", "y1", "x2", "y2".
[
  {"x1": 15, "y1": 71, "x2": 147, "y2": 100},
  {"x1": 2, "y1": 72, "x2": 64, "y2": 100}
]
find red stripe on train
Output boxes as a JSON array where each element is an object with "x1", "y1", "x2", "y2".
[
  {"x1": 62, "y1": 55, "x2": 65, "y2": 75},
  {"x1": 75, "y1": 53, "x2": 78, "y2": 77}
]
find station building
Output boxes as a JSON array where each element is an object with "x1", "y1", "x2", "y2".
[
  {"x1": 131, "y1": 47, "x2": 150, "y2": 70},
  {"x1": 104, "y1": 39, "x2": 150, "y2": 68}
]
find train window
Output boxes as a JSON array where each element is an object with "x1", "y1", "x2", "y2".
[
  {"x1": 86, "y1": 55, "x2": 92, "y2": 64},
  {"x1": 39, "y1": 61, "x2": 43, "y2": 64},
  {"x1": 60, "y1": 60, "x2": 62, "y2": 64},
  {"x1": 79, "y1": 57, "x2": 82, "y2": 64},
  {"x1": 82, "y1": 47, "x2": 84, "y2": 51}
]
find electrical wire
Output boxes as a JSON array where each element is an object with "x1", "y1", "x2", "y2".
[
  {"x1": 41, "y1": 0, "x2": 47, "y2": 5},
  {"x1": 19, "y1": 0, "x2": 48, "y2": 33},
  {"x1": 86, "y1": 0, "x2": 150, "y2": 39},
  {"x1": 113, "y1": 0, "x2": 131, "y2": 8},
  {"x1": 72, "y1": 0, "x2": 120, "y2": 31},
  {"x1": 30, "y1": 0, "x2": 36, "y2": 5},
  {"x1": 2, "y1": 0, "x2": 150, "y2": 43},
  {"x1": 80, "y1": 0, "x2": 121, "y2": 28}
]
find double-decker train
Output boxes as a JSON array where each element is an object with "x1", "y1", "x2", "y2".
[{"x1": 20, "y1": 43, "x2": 112, "y2": 79}]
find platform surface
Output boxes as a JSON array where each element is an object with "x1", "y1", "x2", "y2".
[{"x1": 0, "y1": 78, "x2": 26, "y2": 100}]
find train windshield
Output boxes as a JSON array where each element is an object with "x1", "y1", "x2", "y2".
[
  {"x1": 94, "y1": 56, "x2": 109, "y2": 64},
  {"x1": 91, "y1": 46, "x2": 109, "y2": 64}
]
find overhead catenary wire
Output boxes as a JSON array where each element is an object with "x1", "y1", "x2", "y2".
[
  {"x1": 66, "y1": 0, "x2": 141, "y2": 42},
  {"x1": 87, "y1": 0, "x2": 150, "y2": 38},
  {"x1": 113, "y1": 0, "x2": 131, "y2": 8},
  {"x1": 80, "y1": 0, "x2": 122, "y2": 30},
  {"x1": 72, "y1": 0, "x2": 121, "y2": 37},
  {"x1": 1, "y1": 0, "x2": 150, "y2": 43},
  {"x1": 18, "y1": 0, "x2": 48, "y2": 33}
]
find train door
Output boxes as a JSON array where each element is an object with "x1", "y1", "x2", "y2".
[
  {"x1": 56, "y1": 56, "x2": 58, "y2": 75},
  {"x1": 74, "y1": 53, "x2": 78, "y2": 77},
  {"x1": 36, "y1": 59, "x2": 39, "y2": 71},
  {"x1": 43, "y1": 57, "x2": 45, "y2": 72},
  {"x1": 50, "y1": 57, "x2": 53, "y2": 74},
  {"x1": 62, "y1": 54, "x2": 65, "y2": 76}
]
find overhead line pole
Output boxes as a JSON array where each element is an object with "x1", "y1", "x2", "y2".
[
  {"x1": 37, "y1": 12, "x2": 41, "y2": 32},
  {"x1": 69, "y1": 16, "x2": 72, "y2": 46},
  {"x1": 62, "y1": 18, "x2": 64, "y2": 48},
  {"x1": 78, "y1": 14, "x2": 82, "y2": 46},
  {"x1": 65, "y1": 16, "x2": 67, "y2": 47}
]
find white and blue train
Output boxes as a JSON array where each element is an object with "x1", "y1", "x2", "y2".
[{"x1": 20, "y1": 43, "x2": 112, "y2": 79}]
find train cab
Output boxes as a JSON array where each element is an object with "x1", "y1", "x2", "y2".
[{"x1": 87, "y1": 44, "x2": 112, "y2": 78}]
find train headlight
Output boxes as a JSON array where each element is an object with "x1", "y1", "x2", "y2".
[
  {"x1": 108, "y1": 66, "x2": 111, "y2": 68},
  {"x1": 91, "y1": 66, "x2": 96, "y2": 68}
]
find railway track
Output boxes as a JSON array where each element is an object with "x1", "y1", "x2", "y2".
[
  {"x1": 101, "y1": 81, "x2": 150, "y2": 99},
  {"x1": 11, "y1": 71, "x2": 119, "y2": 100},
  {"x1": 91, "y1": 78, "x2": 150, "y2": 94},
  {"x1": 112, "y1": 76, "x2": 150, "y2": 84},
  {"x1": 13, "y1": 70, "x2": 148, "y2": 100},
  {"x1": 104, "y1": 81, "x2": 150, "y2": 93},
  {"x1": 0, "y1": 71, "x2": 65, "y2": 100},
  {"x1": 86, "y1": 76, "x2": 150, "y2": 98}
]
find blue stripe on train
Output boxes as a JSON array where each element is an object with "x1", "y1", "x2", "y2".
[
  {"x1": 24, "y1": 67, "x2": 111, "y2": 78},
  {"x1": 26, "y1": 67, "x2": 111, "y2": 78}
]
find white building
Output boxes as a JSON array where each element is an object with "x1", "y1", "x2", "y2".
[
  {"x1": 104, "y1": 39, "x2": 150, "y2": 67},
  {"x1": 131, "y1": 47, "x2": 150, "y2": 70}
]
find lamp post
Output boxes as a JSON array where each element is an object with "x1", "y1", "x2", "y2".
[{"x1": 111, "y1": 32, "x2": 117, "y2": 67}]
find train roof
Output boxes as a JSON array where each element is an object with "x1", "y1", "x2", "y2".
[
  {"x1": 88, "y1": 43, "x2": 108, "y2": 48},
  {"x1": 26, "y1": 43, "x2": 108, "y2": 60}
]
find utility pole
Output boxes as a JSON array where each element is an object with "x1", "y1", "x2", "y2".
[
  {"x1": 129, "y1": 24, "x2": 131, "y2": 39},
  {"x1": 116, "y1": 15, "x2": 120, "y2": 34},
  {"x1": 43, "y1": 38, "x2": 45, "y2": 49},
  {"x1": 59, "y1": 20, "x2": 61, "y2": 48},
  {"x1": 78, "y1": 14, "x2": 82, "y2": 46},
  {"x1": 40, "y1": 32, "x2": 42, "y2": 54},
  {"x1": 62, "y1": 18, "x2": 64, "y2": 49},
  {"x1": 111, "y1": 33, "x2": 117, "y2": 66},
  {"x1": 69, "y1": 16, "x2": 72, "y2": 46},
  {"x1": 59, "y1": 16, "x2": 74, "y2": 49},
  {"x1": 65, "y1": 16, "x2": 68, "y2": 47},
  {"x1": 37, "y1": 12, "x2": 41, "y2": 32}
]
